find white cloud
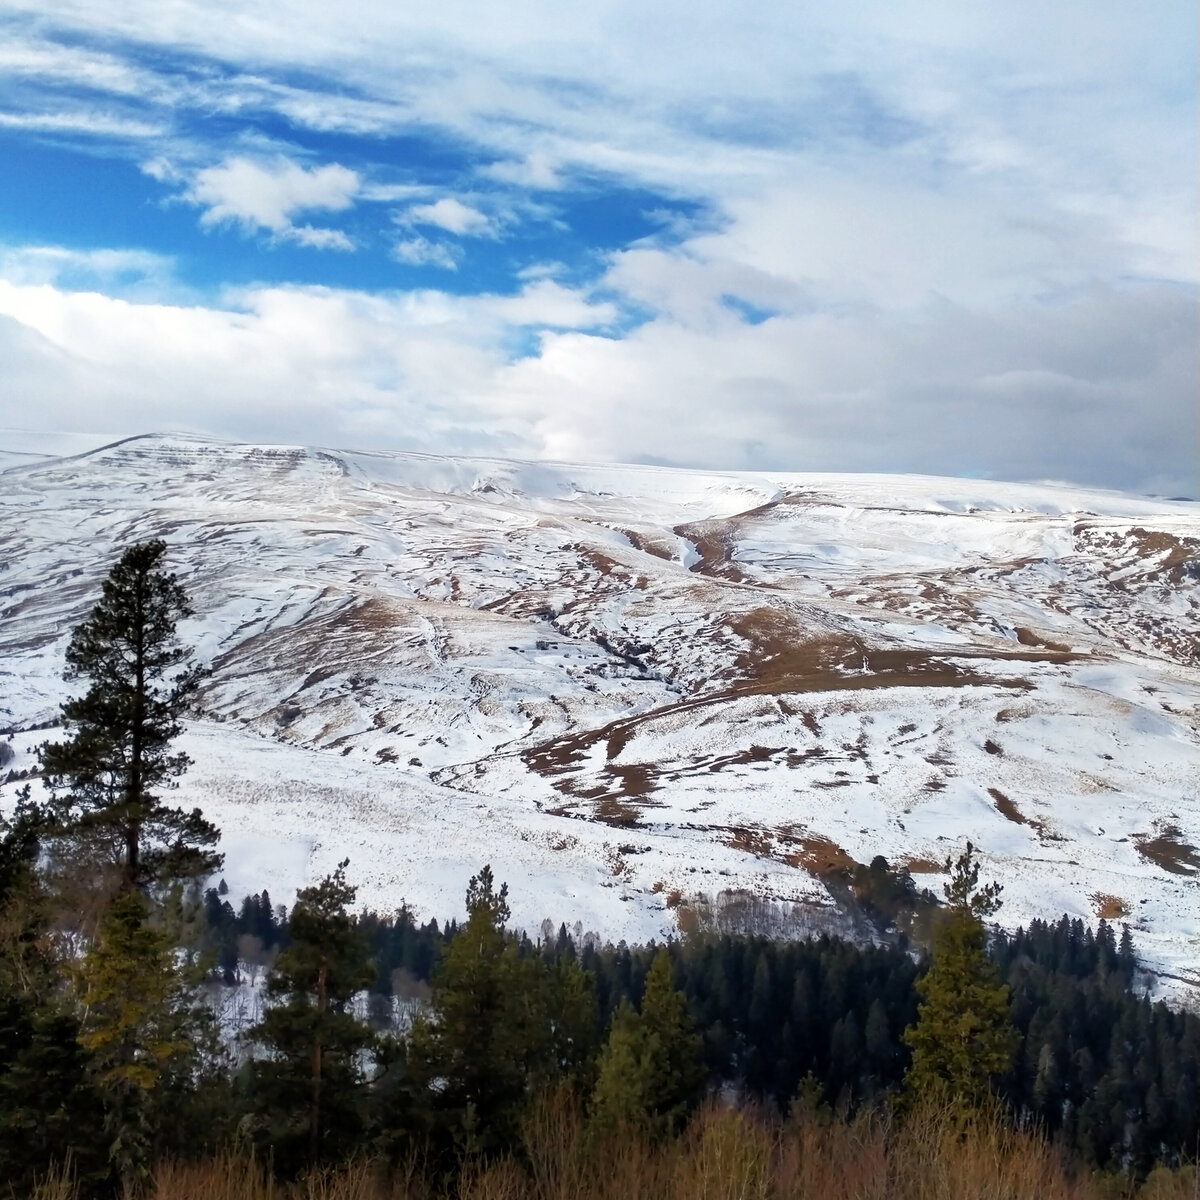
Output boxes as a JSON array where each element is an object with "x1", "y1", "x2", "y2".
[
  {"x1": 401, "y1": 198, "x2": 494, "y2": 236},
  {"x1": 0, "y1": 274, "x2": 1193, "y2": 496},
  {"x1": 0, "y1": 110, "x2": 163, "y2": 137},
  {"x1": 480, "y1": 152, "x2": 562, "y2": 190},
  {"x1": 289, "y1": 225, "x2": 355, "y2": 251},
  {"x1": 479, "y1": 279, "x2": 617, "y2": 329},
  {"x1": 0, "y1": 4, "x2": 1193, "y2": 489},
  {"x1": 184, "y1": 155, "x2": 361, "y2": 244},
  {"x1": 391, "y1": 237, "x2": 460, "y2": 270},
  {"x1": 0, "y1": 245, "x2": 175, "y2": 292}
]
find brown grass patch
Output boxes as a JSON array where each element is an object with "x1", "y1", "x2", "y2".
[
  {"x1": 1091, "y1": 892, "x2": 1130, "y2": 920},
  {"x1": 671, "y1": 516, "x2": 757, "y2": 582},
  {"x1": 988, "y1": 787, "x2": 1028, "y2": 825},
  {"x1": 724, "y1": 826, "x2": 774, "y2": 857},
  {"x1": 1015, "y1": 627, "x2": 1072, "y2": 653},
  {"x1": 32, "y1": 1096, "x2": 1186, "y2": 1200},
  {"x1": 1134, "y1": 825, "x2": 1200, "y2": 876},
  {"x1": 593, "y1": 797, "x2": 643, "y2": 829},
  {"x1": 726, "y1": 608, "x2": 1027, "y2": 696},
  {"x1": 905, "y1": 856, "x2": 943, "y2": 874},
  {"x1": 619, "y1": 527, "x2": 675, "y2": 561},
  {"x1": 785, "y1": 835, "x2": 856, "y2": 879}
]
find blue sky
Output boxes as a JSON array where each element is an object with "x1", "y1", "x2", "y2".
[{"x1": 0, "y1": 1, "x2": 1196, "y2": 493}]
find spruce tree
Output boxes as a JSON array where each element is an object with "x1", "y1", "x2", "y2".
[
  {"x1": 408, "y1": 865, "x2": 533, "y2": 1153},
  {"x1": 901, "y1": 841, "x2": 1017, "y2": 1115},
  {"x1": 40, "y1": 539, "x2": 219, "y2": 893},
  {"x1": 245, "y1": 860, "x2": 376, "y2": 1172},
  {"x1": 590, "y1": 947, "x2": 703, "y2": 1139},
  {"x1": 403, "y1": 864, "x2": 593, "y2": 1156}
]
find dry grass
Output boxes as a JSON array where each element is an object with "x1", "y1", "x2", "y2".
[
  {"x1": 1015, "y1": 627, "x2": 1073, "y2": 654},
  {"x1": 1091, "y1": 893, "x2": 1131, "y2": 920},
  {"x1": 725, "y1": 826, "x2": 775, "y2": 857},
  {"x1": 783, "y1": 835, "x2": 856, "y2": 879},
  {"x1": 1133, "y1": 825, "x2": 1200, "y2": 876},
  {"x1": 989, "y1": 787, "x2": 1029, "y2": 826},
  {"x1": 904, "y1": 857, "x2": 943, "y2": 874},
  {"x1": 31, "y1": 1097, "x2": 1196, "y2": 1200}
]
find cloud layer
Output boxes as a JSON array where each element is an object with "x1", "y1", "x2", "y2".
[{"x1": 0, "y1": 1, "x2": 1194, "y2": 493}]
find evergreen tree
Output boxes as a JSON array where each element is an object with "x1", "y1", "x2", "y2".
[
  {"x1": 405, "y1": 864, "x2": 569, "y2": 1155},
  {"x1": 0, "y1": 791, "x2": 105, "y2": 1192},
  {"x1": 245, "y1": 860, "x2": 376, "y2": 1173},
  {"x1": 40, "y1": 539, "x2": 219, "y2": 894},
  {"x1": 589, "y1": 947, "x2": 704, "y2": 1139},
  {"x1": 73, "y1": 887, "x2": 218, "y2": 1190},
  {"x1": 902, "y1": 841, "x2": 1017, "y2": 1115}
]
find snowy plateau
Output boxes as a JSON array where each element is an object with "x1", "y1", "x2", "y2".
[{"x1": 1, "y1": 433, "x2": 1198, "y2": 999}]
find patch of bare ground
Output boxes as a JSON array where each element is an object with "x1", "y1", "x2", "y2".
[
  {"x1": 1015, "y1": 627, "x2": 1072, "y2": 653},
  {"x1": 1091, "y1": 893, "x2": 1131, "y2": 920},
  {"x1": 987, "y1": 787, "x2": 1060, "y2": 841},
  {"x1": 618, "y1": 527, "x2": 675, "y2": 562},
  {"x1": 905, "y1": 856, "x2": 942, "y2": 874},
  {"x1": 988, "y1": 787, "x2": 1028, "y2": 825},
  {"x1": 723, "y1": 826, "x2": 775, "y2": 857},
  {"x1": 1134, "y1": 825, "x2": 1200, "y2": 876},
  {"x1": 782, "y1": 834, "x2": 857, "y2": 879},
  {"x1": 995, "y1": 704, "x2": 1033, "y2": 723},
  {"x1": 593, "y1": 796, "x2": 644, "y2": 829},
  {"x1": 725, "y1": 606, "x2": 1046, "y2": 697}
]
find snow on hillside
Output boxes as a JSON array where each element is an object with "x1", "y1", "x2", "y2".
[{"x1": 1, "y1": 433, "x2": 1197, "y2": 997}]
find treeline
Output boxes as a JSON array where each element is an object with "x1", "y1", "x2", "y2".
[{"x1": 191, "y1": 874, "x2": 1200, "y2": 1179}]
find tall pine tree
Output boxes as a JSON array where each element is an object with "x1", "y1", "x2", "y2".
[
  {"x1": 902, "y1": 841, "x2": 1017, "y2": 1115},
  {"x1": 589, "y1": 947, "x2": 704, "y2": 1140},
  {"x1": 245, "y1": 860, "x2": 376, "y2": 1173},
  {"x1": 40, "y1": 539, "x2": 219, "y2": 894},
  {"x1": 403, "y1": 864, "x2": 595, "y2": 1157}
]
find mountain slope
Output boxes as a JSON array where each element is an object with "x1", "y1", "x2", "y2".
[{"x1": 1, "y1": 434, "x2": 1197, "y2": 994}]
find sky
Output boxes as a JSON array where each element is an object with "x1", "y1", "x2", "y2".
[{"x1": 0, "y1": 2, "x2": 1196, "y2": 494}]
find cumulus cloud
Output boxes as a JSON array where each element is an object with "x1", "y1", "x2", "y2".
[
  {"x1": 392, "y1": 236, "x2": 460, "y2": 270},
  {"x1": 184, "y1": 155, "x2": 361, "y2": 247},
  {"x1": 289, "y1": 225, "x2": 356, "y2": 251},
  {"x1": 401, "y1": 197, "x2": 494, "y2": 236}
]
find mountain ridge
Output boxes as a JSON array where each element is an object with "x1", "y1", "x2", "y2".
[{"x1": 2, "y1": 433, "x2": 1197, "y2": 997}]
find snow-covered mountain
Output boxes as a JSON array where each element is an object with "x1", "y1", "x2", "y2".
[{"x1": 2, "y1": 434, "x2": 1197, "y2": 995}]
